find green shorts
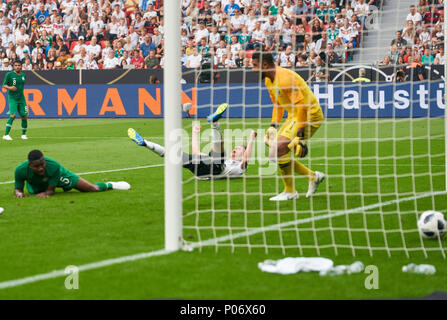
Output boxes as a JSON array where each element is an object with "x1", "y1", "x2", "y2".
[
  {"x1": 8, "y1": 100, "x2": 28, "y2": 117},
  {"x1": 57, "y1": 172, "x2": 80, "y2": 192},
  {"x1": 26, "y1": 173, "x2": 80, "y2": 194}
]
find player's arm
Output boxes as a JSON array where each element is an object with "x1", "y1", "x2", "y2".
[
  {"x1": 2, "y1": 73, "x2": 16, "y2": 91},
  {"x1": 264, "y1": 92, "x2": 284, "y2": 146},
  {"x1": 242, "y1": 130, "x2": 257, "y2": 169},
  {"x1": 191, "y1": 123, "x2": 203, "y2": 155},
  {"x1": 14, "y1": 167, "x2": 27, "y2": 198},
  {"x1": 288, "y1": 83, "x2": 308, "y2": 158},
  {"x1": 36, "y1": 185, "x2": 56, "y2": 198},
  {"x1": 14, "y1": 188, "x2": 27, "y2": 198}
]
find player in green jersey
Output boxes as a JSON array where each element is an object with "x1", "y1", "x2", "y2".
[
  {"x1": 3, "y1": 60, "x2": 28, "y2": 141},
  {"x1": 14, "y1": 150, "x2": 131, "y2": 198}
]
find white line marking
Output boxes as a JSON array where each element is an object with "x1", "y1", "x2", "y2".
[
  {"x1": 0, "y1": 164, "x2": 164, "y2": 185},
  {"x1": 0, "y1": 190, "x2": 445, "y2": 290}
]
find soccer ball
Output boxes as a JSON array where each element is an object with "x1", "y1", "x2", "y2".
[
  {"x1": 182, "y1": 103, "x2": 193, "y2": 112},
  {"x1": 417, "y1": 210, "x2": 446, "y2": 239}
]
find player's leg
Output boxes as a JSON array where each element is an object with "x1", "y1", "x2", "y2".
[
  {"x1": 18, "y1": 103, "x2": 29, "y2": 139},
  {"x1": 128, "y1": 128, "x2": 165, "y2": 157},
  {"x1": 301, "y1": 110, "x2": 325, "y2": 197},
  {"x1": 75, "y1": 177, "x2": 130, "y2": 192},
  {"x1": 3, "y1": 101, "x2": 17, "y2": 140},
  {"x1": 269, "y1": 120, "x2": 298, "y2": 201}
]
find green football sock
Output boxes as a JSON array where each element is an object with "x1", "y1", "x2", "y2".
[
  {"x1": 95, "y1": 182, "x2": 113, "y2": 191},
  {"x1": 21, "y1": 119, "x2": 28, "y2": 135},
  {"x1": 5, "y1": 117, "x2": 14, "y2": 135}
]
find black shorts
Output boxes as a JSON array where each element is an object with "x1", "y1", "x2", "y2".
[{"x1": 182, "y1": 151, "x2": 225, "y2": 177}]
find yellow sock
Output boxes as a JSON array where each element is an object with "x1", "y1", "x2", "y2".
[
  {"x1": 293, "y1": 160, "x2": 315, "y2": 181},
  {"x1": 278, "y1": 155, "x2": 295, "y2": 193}
]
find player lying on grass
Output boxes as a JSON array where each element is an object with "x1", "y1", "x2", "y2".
[
  {"x1": 128, "y1": 103, "x2": 257, "y2": 180},
  {"x1": 251, "y1": 51, "x2": 325, "y2": 201},
  {"x1": 14, "y1": 150, "x2": 131, "y2": 198}
]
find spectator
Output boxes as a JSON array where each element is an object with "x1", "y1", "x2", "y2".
[
  {"x1": 35, "y1": 5, "x2": 49, "y2": 25},
  {"x1": 103, "y1": 50, "x2": 120, "y2": 69},
  {"x1": 406, "y1": 5, "x2": 423, "y2": 27},
  {"x1": 46, "y1": 47, "x2": 58, "y2": 65},
  {"x1": 56, "y1": 47, "x2": 72, "y2": 69},
  {"x1": 406, "y1": 54, "x2": 425, "y2": 81},
  {"x1": 144, "y1": 17, "x2": 159, "y2": 35},
  {"x1": 186, "y1": 47, "x2": 202, "y2": 68},
  {"x1": 421, "y1": 48, "x2": 434, "y2": 65},
  {"x1": 140, "y1": 34, "x2": 156, "y2": 58},
  {"x1": 15, "y1": 40, "x2": 31, "y2": 61},
  {"x1": 145, "y1": 49, "x2": 160, "y2": 69},
  {"x1": 434, "y1": 46, "x2": 444, "y2": 65},
  {"x1": 391, "y1": 31, "x2": 408, "y2": 49},
  {"x1": 120, "y1": 50, "x2": 131, "y2": 66},
  {"x1": 313, "y1": 55, "x2": 329, "y2": 81},
  {"x1": 352, "y1": 68, "x2": 371, "y2": 82},
  {"x1": 277, "y1": 44, "x2": 295, "y2": 67},
  {"x1": 198, "y1": 37, "x2": 210, "y2": 55},
  {"x1": 130, "y1": 49, "x2": 145, "y2": 68},
  {"x1": 393, "y1": 68, "x2": 406, "y2": 82},
  {"x1": 387, "y1": 44, "x2": 400, "y2": 64},
  {"x1": 87, "y1": 36, "x2": 102, "y2": 61},
  {"x1": 230, "y1": 8, "x2": 245, "y2": 34},
  {"x1": 1, "y1": 57, "x2": 11, "y2": 70},
  {"x1": 74, "y1": 47, "x2": 91, "y2": 66},
  {"x1": 224, "y1": 0, "x2": 241, "y2": 17},
  {"x1": 194, "y1": 20, "x2": 209, "y2": 45}
]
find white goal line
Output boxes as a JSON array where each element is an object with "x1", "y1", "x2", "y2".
[{"x1": 0, "y1": 190, "x2": 445, "y2": 291}]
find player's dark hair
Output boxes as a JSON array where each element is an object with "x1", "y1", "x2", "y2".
[
  {"x1": 251, "y1": 51, "x2": 274, "y2": 66},
  {"x1": 28, "y1": 150, "x2": 44, "y2": 162},
  {"x1": 13, "y1": 59, "x2": 22, "y2": 65}
]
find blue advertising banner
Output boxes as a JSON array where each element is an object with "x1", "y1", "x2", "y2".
[{"x1": 0, "y1": 82, "x2": 444, "y2": 119}]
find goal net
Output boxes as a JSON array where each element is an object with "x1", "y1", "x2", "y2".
[{"x1": 166, "y1": 0, "x2": 447, "y2": 258}]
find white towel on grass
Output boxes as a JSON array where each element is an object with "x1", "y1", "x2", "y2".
[{"x1": 258, "y1": 257, "x2": 334, "y2": 275}]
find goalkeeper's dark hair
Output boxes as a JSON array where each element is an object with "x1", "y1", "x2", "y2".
[
  {"x1": 28, "y1": 150, "x2": 44, "y2": 162},
  {"x1": 251, "y1": 51, "x2": 274, "y2": 66},
  {"x1": 13, "y1": 59, "x2": 22, "y2": 65}
]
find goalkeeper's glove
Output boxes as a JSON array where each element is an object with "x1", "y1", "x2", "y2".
[
  {"x1": 288, "y1": 137, "x2": 308, "y2": 158},
  {"x1": 264, "y1": 124, "x2": 277, "y2": 146}
]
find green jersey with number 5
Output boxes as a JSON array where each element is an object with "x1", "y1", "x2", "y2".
[
  {"x1": 3, "y1": 71, "x2": 26, "y2": 103},
  {"x1": 14, "y1": 157, "x2": 80, "y2": 194}
]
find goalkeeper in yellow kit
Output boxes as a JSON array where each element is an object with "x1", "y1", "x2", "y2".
[{"x1": 252, "y1": 51, "x2": 325, "y2": 201}]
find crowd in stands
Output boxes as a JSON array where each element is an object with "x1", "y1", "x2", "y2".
[
  {"x1": 0, "y1": 0, "x2": 385, "y2": 72},
  {"x1": 380, "y1": 1, "x2": 444, "y2": 82}
]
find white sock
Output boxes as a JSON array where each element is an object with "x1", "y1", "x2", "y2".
[
  {"x1": 211, "y1": 123, "x2": 222, "y2": 153},
  {"x1": 144, "y1": 139, "x2": 165, "y2": 157}
]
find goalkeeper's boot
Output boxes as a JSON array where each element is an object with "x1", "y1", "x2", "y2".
[
  {"x1": 269, "y1": 191, "x2": 299, "y2": 201},
  {"x1": 2, "y1": 135, "x2": 12, "y2": 141},
  {"x1": 306, "y1": 171, "x2": 325, "y2": 198},
  {"x1": 207, "y1": 103, "x2": 228, "y2": 123},
  {"x1": 128, "y1": 128, "x2": 146, "y2": 146},
  {"x1": 109, "y1": 181, "x2": 131, "y2": 190}
]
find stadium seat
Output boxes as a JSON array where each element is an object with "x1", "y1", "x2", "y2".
[
  {"x1": 70, "y1": 41, "x2": 79, "y2": 52},
  {"x1": 99, "y1": 40, "x2": 106, "y2": 49}
]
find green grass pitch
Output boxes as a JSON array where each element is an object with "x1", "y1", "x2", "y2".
[{"x1": 0, "y1": 118, "x2": 446, "y2": 299}]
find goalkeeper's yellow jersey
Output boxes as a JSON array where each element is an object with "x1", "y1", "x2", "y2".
[{"x1": 265, "y1": 66, "x2": 322, "y2": 128}]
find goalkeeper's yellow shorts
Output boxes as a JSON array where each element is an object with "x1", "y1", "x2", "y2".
[{"x1": 277, "y1": 106, "x2": 324, "y2": 140}]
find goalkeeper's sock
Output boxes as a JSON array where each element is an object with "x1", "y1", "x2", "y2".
[
  {"x1": 21, "y1": 118, "x2": 28, "y2": 135},
  {"x1": 278, "y1": 155, "x2": 295, "y2": 193},
  {"x1": 5, "y1": 117, "x2": 14, "y2": 135},
  {"x1": 293, "y1": 160, "x2": 315, "y2": 181},
  {"x1": 95, "y1": 182, "x2": 113, "y2": 191},
  {"x1": 144, "y1": 139, "x2": 165, "y2": 157}
]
